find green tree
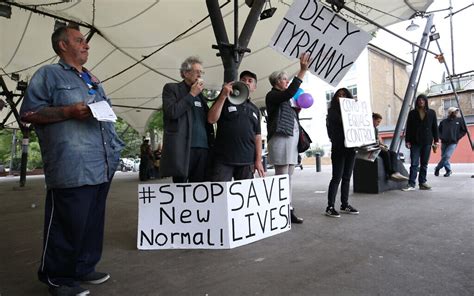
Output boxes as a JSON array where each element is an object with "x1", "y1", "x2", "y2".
[
  {"x1": 305, "y1": 146, "x2": 325, "y2": 158},
  {"x1": 115, "y1": 118, "x2": 141, "y2": 158}
]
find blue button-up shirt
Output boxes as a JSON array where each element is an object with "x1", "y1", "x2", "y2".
[{"x1": 20, "y1": 60, "x2": 124, "y2": 189}]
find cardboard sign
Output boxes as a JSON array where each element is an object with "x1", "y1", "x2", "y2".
[
  {"x1": 339, "y1": 97, "x2": 375, "y2": 147},
  {"x1": 269, "y1": 0, "x2": 372, "y2": 86},
  {"x1": 137, "y1": 175, "x2": 291, "y2": 250}
]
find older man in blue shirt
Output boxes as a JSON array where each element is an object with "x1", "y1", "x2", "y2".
[{"x1": 20, "y1": 23, "x2": 123, "y2": 296}]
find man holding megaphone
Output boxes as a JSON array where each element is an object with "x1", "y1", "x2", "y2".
[{"x1": 208, "y1": 70, "x2": 265, "y2": 181}]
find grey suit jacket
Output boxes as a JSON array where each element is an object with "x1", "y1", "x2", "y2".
[{"x1": 160, "y1": 80, "x2": 214, "y2": 178}]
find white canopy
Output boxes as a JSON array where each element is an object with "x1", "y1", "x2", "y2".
[{"x1": 0, "y1": 0, "x2": 433, "y2": 134}]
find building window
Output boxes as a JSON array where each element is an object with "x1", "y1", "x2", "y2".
[
  {"x1": 325, "y1": 90, "x2": 334, "y2": 107},
  {"x1": 347, "y1": 85, "x2": 358, "y2": 99},
  {"x1": 443, "y1": 97, "x2": 457, "y2": 116},
  {"x1": 471, "y1": 93, "x2": 474, "y2": 108}
]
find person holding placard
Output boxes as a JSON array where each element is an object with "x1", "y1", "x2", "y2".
[
  {"x1": 160, "y1": 56, "x2": 215, "y2": 183},
  {"x1": 265, "y1": 52, "x2": 310, "y2": 224},
  {"x1": 402, "y1": 94, "x2": 439, "y2": 191},
  {"x1": 20, "y1": 23, "x2": 124, "y2": 296},
  {"x1": 208, "y1": 70, "x2": 265, "y2": 181},
  {"x1": 325, "y1": 88, "x2": 359, "y2": 218}
]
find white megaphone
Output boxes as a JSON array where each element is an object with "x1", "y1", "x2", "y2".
[{"x1": 228, "y1": 81, "x2": 249, "y2": 105}]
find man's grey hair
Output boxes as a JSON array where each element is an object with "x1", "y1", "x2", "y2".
[
  {"x1": 51, "y1": 23, "x2": 80, "y2": 55},
  {"x1": 180, "y1": 56, "x2": 203, "y2": 78},
  {"x1": 268, "y1": 71, "x2": 288, "y2": 87}
]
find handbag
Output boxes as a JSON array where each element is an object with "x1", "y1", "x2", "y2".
[{"x1": 297, "y1": 125, "x2": 312, "y2": 153}]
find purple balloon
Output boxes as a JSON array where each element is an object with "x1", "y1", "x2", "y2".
[{"x1": 296, "y1": 93, "x2": 313, "y2": 108}]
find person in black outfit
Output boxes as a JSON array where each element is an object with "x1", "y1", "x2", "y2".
[
  {"x1": 325, "y1": 88, "x2": 359, "y2": 218},
  {"x1": 434, "y1": 107, "x2": 467, "y2": 177},
  {"x1": 402, "y1": 94, "x2": 439, "y2": 191},
  {"x1": 372, "y1": 113, "x2": 408, "y2": 181},
  {"x1": 208, "y1": 70, "x2": 265, "y2": 181},
  {"x1": 139, "y1": 138, "x2": 154, "y2": 181}
]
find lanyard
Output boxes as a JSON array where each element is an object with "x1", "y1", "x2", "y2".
[{"x1": 78, "y1": 71, "x2": 98, "y2": 95}]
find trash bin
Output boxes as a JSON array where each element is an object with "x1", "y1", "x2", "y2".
[{"x1": 315, "y1": 153, "x2": 321, "y2": 172}]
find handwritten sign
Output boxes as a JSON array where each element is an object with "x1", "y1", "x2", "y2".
[
  {"x1": 339, "y1": 97, "x2": 375, "y2": 147},
  {"x1": 137, "y1": 175, "x2": 291, "y2": 250},
  {"x1": 269, "y1": 0, "x2": 372, "y2": 86}
]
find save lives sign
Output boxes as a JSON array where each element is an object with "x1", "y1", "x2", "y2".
[
  {"x1": 269, "y1": 0, "x2": 372, "y2": 86},
  {"x1": 137, "y1": 175, "x2": 291, "y2": 250}
]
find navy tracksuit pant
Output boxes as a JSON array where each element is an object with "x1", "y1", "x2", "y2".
[{"x1": 38, "y1": 181, "x2": 111, "y2": 287}]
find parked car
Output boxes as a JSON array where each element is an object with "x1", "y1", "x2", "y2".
[{"x1": 117, "y1": 158, "x2": 134, "y2": 172}]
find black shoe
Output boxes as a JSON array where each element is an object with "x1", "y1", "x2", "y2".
[
  {"x1": 444, "y1": 170, "x2": 452, "y2": 177},
  {"x1": 48, "y1": 286, "x2": 90, "y2": 296},
  {"x1": 340, "y1": 205, "x2": 359, "y2": 215},
  {"x1": 78, "y1": 271, "x2": 110, "y2": 285},
  {"x1": 434, "y1": 168, "x2": 440, "y2": 176},
  {"x1": 290, "y1": 209, "x2": 303, "y2": 224},
  {"x1": 325, "y1": 207, "x2": 340, "y2": 218}
]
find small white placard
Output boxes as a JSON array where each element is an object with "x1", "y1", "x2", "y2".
[{"x1": 88, "y1": 100, "x2": 117, "y2": 122}]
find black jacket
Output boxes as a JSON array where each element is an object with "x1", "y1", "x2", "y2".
[
  {"x1": 405, "y1": 108, "x2": 439, "y2": 145},
  {"x1": 265, "y1": 77, "x2": 302, "y2": 140},
  {"x1": 439, "y1": 117, "x2": 467, "y2": 144},
  {"x1": 326, "y1": 105, "x2": 346, "y2": 150}
]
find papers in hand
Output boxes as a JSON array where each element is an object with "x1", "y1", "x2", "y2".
[{"x1": 88, "y1": 100, "x2": 117, "y2": 122}]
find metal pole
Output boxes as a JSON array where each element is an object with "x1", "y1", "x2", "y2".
[
  {"x1": 390, "y1": 14, "x2": 434, "y2": 151},
  {"x1": 19, "y1": 128, "x2": 30, "y2": 187},
  {"x1": 9, "y1": 129, "x2": 16, "y2": 175},
  {"x1": 433, "y1": 39, "x2": 473, "y2": 150},
  {"x1": 337, "y1": 4, "x2": 440, "y2": 57},
  {"x1": 449, "y1": 0, "x2": 455, "y2": 75},
  {"x1": 206, "y1": 0, "x2": 265, "y2": 82}
]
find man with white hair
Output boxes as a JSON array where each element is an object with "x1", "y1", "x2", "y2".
[
  {"x1": 434, "y1": 107, "x2": 467, "y2": 177},
  {"x1": 160, "y1": 56, "x2": 214, "y2": 183}
]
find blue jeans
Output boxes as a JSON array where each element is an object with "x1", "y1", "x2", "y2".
[
  {"x1": 327, "y1": 147, "x2": 356, "y2": 208},
  {"x1": 435, "y1": 143, "x2": 457, "y2": 172},
  {"x1": 408, "y1": 144, "x2": 432, "y2": 186}
]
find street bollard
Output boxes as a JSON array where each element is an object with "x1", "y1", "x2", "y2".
[{"x1": 315, "y1": 153, "x2": 321, "y2": 172}]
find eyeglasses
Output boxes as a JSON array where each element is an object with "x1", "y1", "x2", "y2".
[{"x1": 189, "y1": 69, "x2": 205, "y2": 75}]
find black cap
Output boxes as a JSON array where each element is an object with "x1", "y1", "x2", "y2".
[{"x1": 239, "y1": 70, "x2": 257, "y2": 81}]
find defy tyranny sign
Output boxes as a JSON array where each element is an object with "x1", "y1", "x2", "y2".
[
  {"x1": 269, "y1": 0, "x2": 372, "y2": 86},
  {"x1": 137, "y1": 175, "x2": 291, "y2": 250}
]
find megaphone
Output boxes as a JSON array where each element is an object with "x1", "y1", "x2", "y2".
[{"x1": 228, "y1": 81, "x2": 249, "y2": 105}]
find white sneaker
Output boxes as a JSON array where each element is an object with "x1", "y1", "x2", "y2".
[
  {"x1": 390, "y1": 172, "x2": 408, "y2": 181},
  {"x1": 402, "y1": 185, "x2": 416, "y2": 191}
]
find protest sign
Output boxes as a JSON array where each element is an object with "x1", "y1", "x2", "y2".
[
  {"x1": 137, "y1": 175, "x2": 291, "y2": 250},
  {"x1": 339, "y1": 97, "x2": 375, "y2": 148},
  {"x1": 269, "y1": 0, "x2": 372, "y2": 86}
]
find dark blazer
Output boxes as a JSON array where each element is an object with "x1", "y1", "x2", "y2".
[
  {"x1": 405, "y1": 108, "x2": 439, "y2": 145},
  {"x1": 265, "y1": 77, "x2": 302, "y2": 140},
  {"x1": 160, "y1": 81, "x2": 214, "y2": 178}
]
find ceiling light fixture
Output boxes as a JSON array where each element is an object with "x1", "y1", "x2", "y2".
[
  {"x1": 260, "y1": 0, "x2": 276, "y2": 20},
  {"x1": 0, "y1": 4, "x2": 12, "y2": 19},
  {"x1": 406, "y1": 20, "x2": 420, "y2": 31}
]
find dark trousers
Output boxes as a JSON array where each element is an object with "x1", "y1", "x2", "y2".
[
  {"x1": 408, "y1": 144, "x2": 431, "y2": 186},
  {"x1": 379, "y1": 149, "x2": 399, "y2": 176},
  {"x1": 211, "y1": 162, "x2": 254, "y2": 182},
  {"x1": 327, "y1": 147, "x2": 356, "y2": 208},
  {"x1": 173, "y1": 148, "x2": 209, "y2": 183},
  {"x1": 38, "y1": 181, "x2": 111, "y2": 287}
]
